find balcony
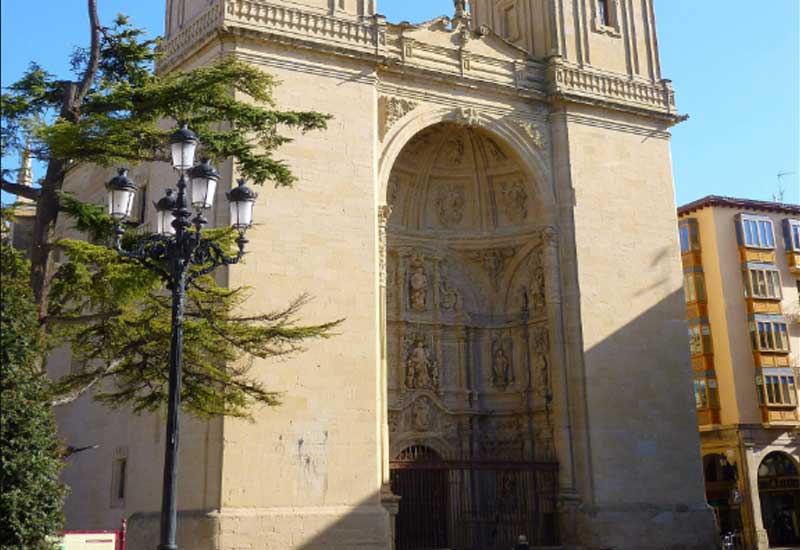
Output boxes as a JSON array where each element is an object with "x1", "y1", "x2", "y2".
[
  {"x1": 745, "y1": 298, "x2": 783, "y2": 315},
  {"x1": 753, "y1": 352, "x2": 791, "y2": 368},
  {"x1": 697, "y1": 408, "x2": 721, "y2": 427},
  {"x1": 760, "y1": 406, "x2": 800, "y2": 424},
  {"x1": 787, "y1": 251, "x2": 800, "y2": 275},
  {"x1": 739, "y1": 248, "x2": 776, "y2": 263}
]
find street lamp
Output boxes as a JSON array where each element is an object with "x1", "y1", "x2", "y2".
[{"x1": 108, "y1": 126, "x2": 254, "y2": 550}]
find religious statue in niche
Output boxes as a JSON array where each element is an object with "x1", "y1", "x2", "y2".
[
  {"x1": 532, "y1": 327, "x2": 550, "y2": 400},
  {"x1": 408, "y1": 260, "x2": 429, "y2": 312},
  {"x1": 502, "y1": 179, "x2": 528, "y2": 223},
  {"x1": 529, "y1": 253, "x2": 546, "y2": 312},
  {"x1": 405, "y1": 339, "x2": 439, "y2": 391},
  {"x1": 492, "y1": 339, "x2": 514, "y2": 388},
  {"x1": 435, "y1": 184, "x2": 465, "y2": 227}
]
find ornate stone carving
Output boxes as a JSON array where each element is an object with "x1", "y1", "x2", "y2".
[
  {"x1": 529, "y1": 252, "x2": 546, "y2": 312},
  {"x1": 454, "y1": 106, "x2": 481, "y2": 128},
  {"x1": 405, "y1": 338, "x2": 439, "y2": 391},
  {"x1": 438, "y1": 272, "x2": 461, "y2": 311},
  {"x1": 435, "y1": 184, "x2": 465, "y2": 227},
  {"x1": 502, "y1": 179, "x2": 528, "y2": 223},
  {"x1": 412, "y1": 397, "x2": 434, "y2": 431},
  {"x1": 378, "y1": 205, "x2": 392, "y2": 287},
  {"x1": 514, "y1": 120, "x2": 546, "y2": 149},
  {"x1": 408, "y1": 254, "x2": 429, "y2": 312},
  {"x1": 532, "y1": 327, "x2": 550, "y2": 401},
  {"x1": 467, "y1": 247, "x2": 517, "y2": 289},
  {"x1": 387, "y1": 174, "x2": 400, "y2": 206},
  {"x1": 479, "y1": 416, "x2": 524, "y2": 460},
  {"x1": 380, "y1": 96, "x2": 418, "y2": 138},
  {"x1": 491, "y1": 339, "x2": 514, "y2": 388}
]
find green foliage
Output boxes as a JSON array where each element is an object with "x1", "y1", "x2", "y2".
[
  {"x1": 3, "y1": 16, "x2": 330, "y2": 186},
  {"x1": 47, "y1": 204, "x2": 341, "y2": 418},
  {"x1": 1, "y1": 242, "x2": 66, "y2": 549},
  {"x1": 1, "y1": 11, "x2": 340, "y2": 419}
]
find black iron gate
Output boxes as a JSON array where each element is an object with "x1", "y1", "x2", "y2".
[{"x1": 390, "y1": 446, "x2": 558, "y2": 550}]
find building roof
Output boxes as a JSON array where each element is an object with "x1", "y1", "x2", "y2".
[{"x1": 678, "y1": 195, "x2": 800, "y2": 217}]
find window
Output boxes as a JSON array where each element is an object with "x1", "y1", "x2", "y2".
[
  {"x1": 679, "y1": 219, "x2": 700, "y2": 253},
  {"x1": 689, "y1": 323, "x2": 713, "y2": 356},
  {"x1": 784, "y1": 219, "x2": 800, "y2": 252},
  {"x1": 694, "y1": 378, "x2": 720, "y2": 410},
  {"x1": 760, "y1": 375, "x2": 798, "y2": 406},
  {"x1": 750, "y1": 319, "x2": 790, "y2": 352},
  {"x1": 744, "y1": 266, "x2": 782, "y2": 299},
  {"x1": 598, "y1": 0, "x2": 610, "y2": 26},
  {"x1": 684, "y1": 272, "x2": 707, "y2": 303},
  {"x1": 739, "y1": 215, "x2": 775, "y2": 249},
  {"x1": 110, "y1": 456, "x2": 127, "y2": 507}
]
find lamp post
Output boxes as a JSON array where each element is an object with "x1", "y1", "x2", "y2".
[{"x1": 106, "y1": 125, "x2": 257, "y2": 550}]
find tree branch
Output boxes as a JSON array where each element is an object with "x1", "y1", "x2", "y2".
[
  {"x1": 1, "y1": 176, "x2": 41, "y2": 201},
  {"x1": 51, "y1": 357, "x2": 122, "y2": 407},
  {"x1": 74, "y1": 0, "x2": 101, "y2": 105}
]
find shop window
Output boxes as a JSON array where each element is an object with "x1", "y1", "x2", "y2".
[
  {"x1": 744, "y1": 266, "x2": 782, "y2": 300},
  {"x1": 679, "y1": 219, "x2": 700, "y2": 253},
  {"x1": 689, "y1": 323, "x2": 713, "y2": 356},
  {"x1": 738, "y1": 215, "x2": 776, "y2": 249},
  {"x1": 750, "y1": 319, "x2": 790, "y2": 353},
  {"x1": 684, "y1": 272, "x2": 707, "y2": 303},
  {"x1": 760, "y1": 375, "x2": 798, "y2": 406}
]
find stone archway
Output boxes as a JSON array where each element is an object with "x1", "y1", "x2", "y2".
[
  {"x1": 383, "y1": 121, "x2": 558, "y2": 549},
  {"x1": 758, "y1": 451, "x2": 800, "y2": 546}
]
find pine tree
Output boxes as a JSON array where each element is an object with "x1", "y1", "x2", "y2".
[
  {"x1": 1, "y1": 238, "x2": 66, "y2": 549},
  {"x1": 0, "y1": 2, "x2": 340, "y2": 417}
]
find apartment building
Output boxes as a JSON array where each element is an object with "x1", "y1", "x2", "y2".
[{"x1": 679, "y1": 196, "x2": 800, "y2": 549}]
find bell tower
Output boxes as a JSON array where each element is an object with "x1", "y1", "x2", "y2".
[{"x1": 472, "y1": 0, "x2": 663, "y2": 81}]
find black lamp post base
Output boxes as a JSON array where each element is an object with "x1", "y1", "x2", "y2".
[{"x1": 158, "y1": 545, "x2": 178, "y2": 550}]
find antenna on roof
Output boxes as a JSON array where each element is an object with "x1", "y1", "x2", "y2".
[{"x1": 774, "y1": 171, "x2": 796, "y2": 203}]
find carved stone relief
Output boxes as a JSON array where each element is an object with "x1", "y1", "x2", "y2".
[
  {"x1": 438, "y1": 265, "x2": 461, "y2": 312},
  {"x1": 404, "y1": 336, "x2": 439, "y2": 391},
  {"x1": 492, "y1": 336, "x2": 514, "y2": 389},
  {"x1": 529, "y1": 252, "x2": 546, "y2": 312},
  {"x1": 502, "y1": 179, "x2": 528, "y2": 223},
  {"x1": 532, "y1": 327, "x2": 550, "y2": 401},
  {"x1": 380, "y1": 96, "x2": 418, "y2": 138},
  {"x1": 408, "y1": 254, "x2": 429, "y2": 312},
  {"x1": 484, "y1": 137, "x2": 508, "y2": 162},
  {"x1": 454, "y1": 106, "x2": 481, "y2": 128},
  {"x1": 435, "y1": 184, "x2": 466, "y2": 227},
  {"x1": 514, "y1": 119, "x2": 546, "y2": 149}
]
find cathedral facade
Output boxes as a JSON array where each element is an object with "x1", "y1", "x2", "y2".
[{"x1": 56, "y1": 0, "x2": 719, "y2": 548}]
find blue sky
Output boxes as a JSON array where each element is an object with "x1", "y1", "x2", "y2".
[{"x1": 2, "y1": 0, "x2": 798, "y2": 206}]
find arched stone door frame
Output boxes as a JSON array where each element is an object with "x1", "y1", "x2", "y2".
[
  {"x1": 375, "y1": 100, "x2": 584, "y2": 507},
  {"x1": 757, "y1": 451, "x2": 800, "y2": 547}
]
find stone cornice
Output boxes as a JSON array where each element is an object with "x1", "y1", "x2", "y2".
[{"x1": 158, "y1": 1, "x2": 680, "y2": 121}]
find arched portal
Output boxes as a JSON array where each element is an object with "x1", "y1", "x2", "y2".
[
  {"x1": 384, "y1": 122, "x2": 558, "y2": 549},
  {"x1": 758, "y1": 451, "x2": 800, "y2": 546}
]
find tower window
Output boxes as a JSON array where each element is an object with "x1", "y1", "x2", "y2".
[{"x1": 598, "y1": 0, "x2": 611, "y2": 26}]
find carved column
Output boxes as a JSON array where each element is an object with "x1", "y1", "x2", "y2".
[{"x1": 378, "y1": 205, "x2": 400, "y2": 537}]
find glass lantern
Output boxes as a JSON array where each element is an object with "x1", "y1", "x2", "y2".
[
  {"x1": 170, "y1": 123, "x2": 199, "y2": 171},
  {"x1": 106, "y1": 168, "x2": 138, "y2": 220},
  {"x1": 226, "y1": 179, "x2": 257, "y2": 230},
  {"x1": 154, "y1": 189, "x2": 177, "y2": 235},
  {"x1": 187, "y1": 159, "x2": 220, "y2": 209}
]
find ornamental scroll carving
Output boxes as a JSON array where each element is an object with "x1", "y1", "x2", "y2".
[
  {"x1": 380, "y1": 96, "x2": 418, "y2": 139},
  {"x1": 454, "y1": 106, "x2": 481, "y2": 128}
]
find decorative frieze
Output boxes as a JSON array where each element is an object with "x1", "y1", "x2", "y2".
[{"x1": 380, "y1": 96, "x2": 418, "y2": 139}]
